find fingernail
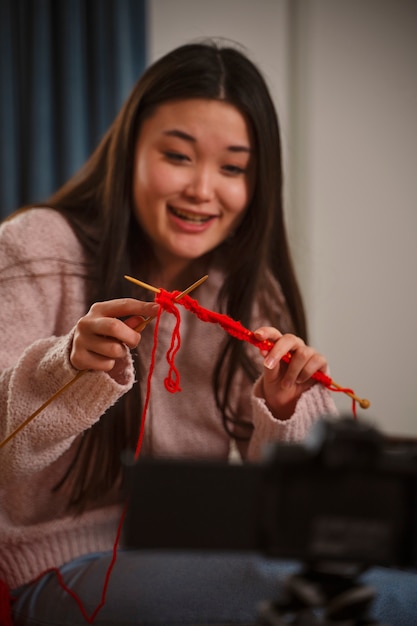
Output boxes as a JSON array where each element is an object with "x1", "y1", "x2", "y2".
[{"x1": 264, "y1": 355, "x2": 277, "y2": 370}]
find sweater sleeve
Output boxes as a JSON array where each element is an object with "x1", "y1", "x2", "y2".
[
  {"x1": 0, "y1": 209, "x2": 135, "y2": 483},
  {"x1": 245, "y1": 380, "x2": 338, "y2": 461}
]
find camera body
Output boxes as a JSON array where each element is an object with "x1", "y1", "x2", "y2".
[{"x1": 123, "y1": 417, "x2": 417, "y2": 569}]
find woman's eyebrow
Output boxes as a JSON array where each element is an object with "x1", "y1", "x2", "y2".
[
  {"x1": 163, "y1": 129, "x2": 252, "y2": 153},
  {"x1": 228, "y1": 145, "x2": 252, "y2": 154},
  {"x1": 163, "y1": 129, "x2": 196, "y2": 142}
]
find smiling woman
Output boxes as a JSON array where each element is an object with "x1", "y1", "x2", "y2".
[
  {"x1": 132, "y1": 98, "x2": 255, "y2": 283},
  {"x1": 0, "y1": 40, "x2": 338, "y2": 625}
]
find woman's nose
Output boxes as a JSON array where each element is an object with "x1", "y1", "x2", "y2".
[{"x1": 184, "y1": 166, "x2": 215, "y2": 202}]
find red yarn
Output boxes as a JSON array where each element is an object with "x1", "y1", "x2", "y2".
[
  {"x1": 160, "y1": 295, "x2": 182, "y2": 394},
  {"x1": 155, "y1": 289, "x2": 358, "y2": 417},
  {"x1": 0, "y1": 579, "x2": 14, "y2": 626},
  {"x1": 22, "y1": 505, "x2": 128, "y2": 625}
]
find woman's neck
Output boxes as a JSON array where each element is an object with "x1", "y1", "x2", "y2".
[{"x1": 151, "y1": 256, "x2": 211, "y2": 293}]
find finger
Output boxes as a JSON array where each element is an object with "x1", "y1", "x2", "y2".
[
  {"x1": 79, "y1": 316, "x2": 140, "y2": 349},
  {"x1": 71, "y1": 333, "x2": 128, "y2": 369},
  {"x1": 262, "y1": 333, "x2": 302, "y2": 371},
  {"x1": 253, "y1": 326, "x2": 282, "y2": 343},
  {"x1": 124, "y1": 315, "x2": 148, "y2": 330},
  {"x1": 89, "y1": 299, "x2": 159, "y2": 320},
  {"x1": 278, "y1": 345, "x2": 317, "y2": 387},
  {"x1": 276, "y1": 347, "x2": 327, "y2": 388},
  {"x1": 294, "y1": 352, "x2": 328, "y2": 384},
  {"x1": 73, "y1": 350, "x2": 117, "y2": 373},
  {"x1": 253, "y1": 326, "x2": 282, "y2": 356},
  {"x1": 89, "y1": 335, "x2": 130, "y2": 361}
]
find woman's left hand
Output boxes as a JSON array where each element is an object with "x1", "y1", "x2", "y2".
[{"x1": 254, "y1": 326, "x2": 328, "y2": 420}]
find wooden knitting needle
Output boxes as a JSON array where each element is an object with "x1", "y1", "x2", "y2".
[
  {"x1": 329, "y1": 381, "x2": 370, "y2": 409},
  {"x1": 0, "y1": 275, "x2": 208, "y2": 450},
  {"x1": 124, "y1": 274, "x2": 208, "y2": 332},
  {"x1": 263, "y1": 340, "x2": 369, "y2": 410},
  {"x1": 0, "y1": 371, "x2": 87, "y2": 449}
]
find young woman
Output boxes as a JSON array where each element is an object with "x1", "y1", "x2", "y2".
[{"x1": 2, "y1": 40, "x2": 408, "y2": 626}]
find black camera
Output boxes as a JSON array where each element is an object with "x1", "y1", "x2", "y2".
[
  {"x1": 122, "y1": 417, "x2": 417, "y2": 625},
  {"x1": 123, "y1": 416, "x2": 417, "y2": 569}
]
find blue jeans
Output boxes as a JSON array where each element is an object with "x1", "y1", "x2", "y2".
[{"x1": 11, "y1": 551, "x2": 417, "y2": 625}]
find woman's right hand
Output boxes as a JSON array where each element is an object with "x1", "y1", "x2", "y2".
[{"x1": 70, "y1": 299, "x2": 159, "y2": 372}]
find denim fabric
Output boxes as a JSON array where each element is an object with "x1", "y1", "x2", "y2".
[{"x1": 11, "y1": 551, "x2": 417, "y2": 625}]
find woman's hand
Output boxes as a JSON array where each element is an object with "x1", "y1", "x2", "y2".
[
  {"x1": 254, "y1": 326, "x2": 328, "y2": 420},
  {"x1": 70, "y1": 299, "x2": 159, "y2": 372}
]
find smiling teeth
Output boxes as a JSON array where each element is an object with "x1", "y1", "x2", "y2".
[{"x1": 171, "y1": 207, "x2": 212, "y2": 223}]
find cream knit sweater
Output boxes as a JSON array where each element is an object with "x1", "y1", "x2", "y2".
[{"x1": 0, "y1": 209, "x2": 337, "y2": 589}]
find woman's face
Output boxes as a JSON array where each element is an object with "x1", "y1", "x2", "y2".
[{"x1": 132, "y1": 98, "x2": 255, "y2": 278}]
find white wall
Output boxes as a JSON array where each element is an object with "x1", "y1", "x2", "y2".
[
  {"x1": 147, "y1": 0, "x2": 417, "y2": 437},
  {"x1": 292, "y1": 0, "x2": 417, "y2": 436}
]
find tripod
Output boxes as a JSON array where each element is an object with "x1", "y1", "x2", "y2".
[{"x1": 257, "y1": 563, "x2": 388, "y2": 626}]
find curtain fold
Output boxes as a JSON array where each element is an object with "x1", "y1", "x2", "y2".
[{"x1": 0, "y1": 0, "x2": 147, "y2": 218}]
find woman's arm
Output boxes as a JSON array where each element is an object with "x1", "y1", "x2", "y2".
[{"x1": 0, "y1": 210, "x2": 150, "y2": 482}]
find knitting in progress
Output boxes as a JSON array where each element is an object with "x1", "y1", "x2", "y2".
[
  {"x1": 0, "y1": 275, "x2": 369, "y2": 624},
  {"x1": 152, "y1": 285, "x2": 369, "y2": 419},
  {"x1": 0, "y1": 274, "x2": 369, "y2": 452}
]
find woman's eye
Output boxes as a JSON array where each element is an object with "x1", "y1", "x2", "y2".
[
  {"x1": 164, "y1": 151, "x2": 189, "y2": 163},
  {"x1": 223, "y1": 164, "x2": 246, "y2": 176}
]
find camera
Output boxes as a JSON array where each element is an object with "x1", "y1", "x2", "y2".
[
  {"x1": 122, "y1": 417, "x2": 417, "y2": 624},
  {"x1": 123, "y1": 416, "x2": 417, "y2": 569}
]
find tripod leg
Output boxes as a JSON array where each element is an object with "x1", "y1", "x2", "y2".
[{"x1": 257, "y1": 566, "x2": 387, "y2": 626}]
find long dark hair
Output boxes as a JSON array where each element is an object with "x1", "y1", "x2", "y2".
[{"x1": 23, "y1": 40, "x2": 307, "y2": 509}]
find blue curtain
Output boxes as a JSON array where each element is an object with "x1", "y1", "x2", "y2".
[{"x1": 0, "y1": 0, "x2": 147, "y2": 218}]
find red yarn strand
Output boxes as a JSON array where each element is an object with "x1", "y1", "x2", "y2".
[{"x1": 0, "y1": 579, "x2": 14, "y2": 626}]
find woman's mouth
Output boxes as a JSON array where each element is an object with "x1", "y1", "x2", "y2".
[{"x1": 168, "y1": 206, "x2": 215, "y2": 224}]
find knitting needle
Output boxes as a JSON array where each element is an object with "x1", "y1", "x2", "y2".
[
  {"x1": 124, "y1": 274, "x2": 208, "y2": 332},
  {"x1": 123, "y1": 276, "x2": 161, "y2": 294},
  {"x1": 0, "y1": 275, "x2": 208, "y2": 450},
  {"x1": 263, "y1": 340, "x2": 370, "y2": 410},
  {"x1": 0, "y1": 372, "x2": 86, "y2": 449},
  {"x1": 329, "y1": 381, "x2": 370, "y2": 409}
]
